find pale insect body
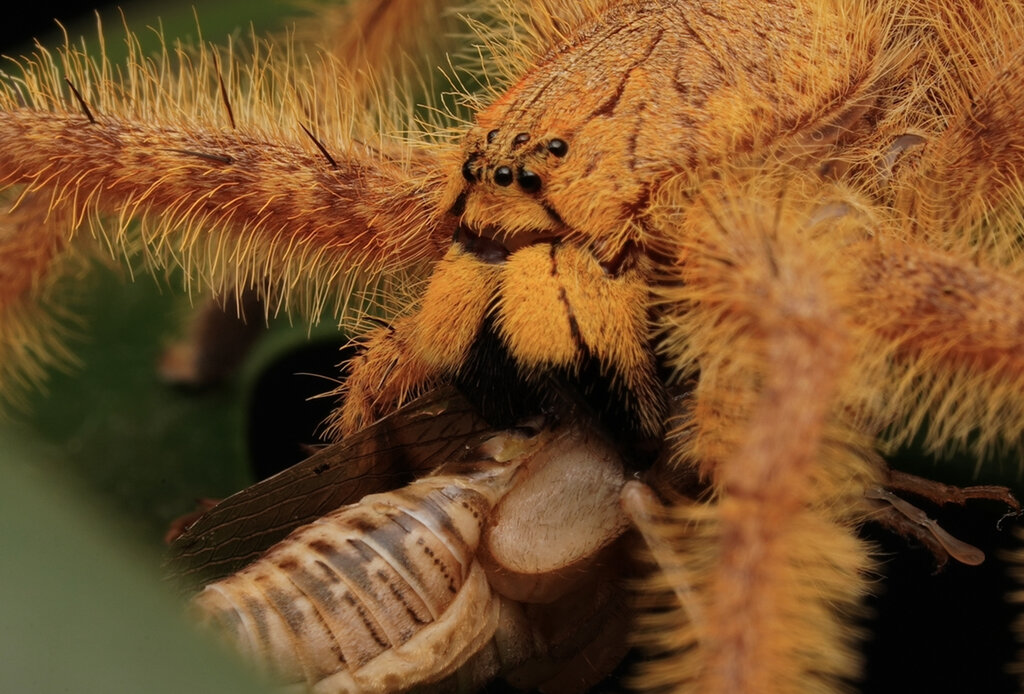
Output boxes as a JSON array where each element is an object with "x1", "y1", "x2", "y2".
[
  {"x1": 191, "y1": 421, "x2": 631, "y2": 694},
  {"x1": 194, "y1": 467, "x2": 507, "y2": 692}
]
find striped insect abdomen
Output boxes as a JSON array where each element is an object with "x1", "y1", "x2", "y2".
[{"x1": 192, "y1": 459, "x2": 520, "y2": 693}]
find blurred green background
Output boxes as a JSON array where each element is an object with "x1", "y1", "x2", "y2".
[{"x1": 0, "y1": 3, "x2": 325, "y2": 692}]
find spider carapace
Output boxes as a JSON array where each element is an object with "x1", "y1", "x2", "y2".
[{"x1": 334, "y1": 0, "x2": 877, "y2": 449}]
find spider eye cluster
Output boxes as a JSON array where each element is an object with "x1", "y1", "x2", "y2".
[{"x1": 461, "y1": 130, "x2": 569, "y2": 192}]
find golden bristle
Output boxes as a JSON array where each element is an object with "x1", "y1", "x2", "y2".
[
  {"x1": 0, "y1": 189, "x2": 88, "y2": 410},
  {"x1": 0, "y1": 14, "x2": 458, "y2": 328}
]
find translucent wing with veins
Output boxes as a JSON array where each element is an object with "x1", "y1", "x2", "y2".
[{"x1": 167, "y1": 388, "x2": 494, "y2": 588}]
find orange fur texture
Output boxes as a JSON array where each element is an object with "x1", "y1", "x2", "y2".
[{"x1": 2, "y1": 0, "x2": 1024, "y2": 692}]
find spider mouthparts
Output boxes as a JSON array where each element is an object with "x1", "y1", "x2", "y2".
[
  {"x1": 454, "y1": 225, "x2": 557, "y2": 263},
  {"x1": 454, "y1": 226, "x2": 509, "y2": 263}
]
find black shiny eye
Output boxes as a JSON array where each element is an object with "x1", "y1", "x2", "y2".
[
  {"x1": 517, "y1": 169, "x2": 541, "y2": 193},
  {"x1": 547, "y1": 138, "x2": 568, "y2": 157},
  {"x1": 486, "y1": 129, "x2": 499, "y2": 144},
  {"x1": 494, "y1": 166, "x2": 514, "y2": 186},
  {"x1": 513, "y1": 132, "x2": 530, "y2": 146},
  {"x1": 461, "y1": 160, "x2": 476, "y2": 183}
]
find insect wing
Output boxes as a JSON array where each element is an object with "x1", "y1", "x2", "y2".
[{"x1": 165, "y1": 387, "x2": 493, "y2": 587}]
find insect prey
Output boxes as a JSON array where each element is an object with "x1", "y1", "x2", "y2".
[{"x1": 180, "y1": 400, "x2": 633, "y2": 693}]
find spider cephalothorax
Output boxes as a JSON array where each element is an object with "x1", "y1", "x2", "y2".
[
  {"x1": 2, "y1": 0, "x2": 1024, "y2": 692},
  {"x1": 336, "y1": 0, "x2": 882, "y2": 445}
]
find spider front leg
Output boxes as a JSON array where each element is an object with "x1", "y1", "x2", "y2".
[
  {"x1": 0, "y1": 189, "x2": 83, "y2": 407},
  {"x1": 632, "y1": 171, "x2": 885, "y2": 694},
  {"x1": 0, "y1": 36, "x2": 461, "y2": 402},
  {"x1": 635, "y1": 153, "x2": 1024, "y2": 692},
  {"x1": 850, "y1": 238, "x2": 1024, "y2": 454},
  {"x1": 856, "y1": 46, "x2": 1024, "y2": 456}
]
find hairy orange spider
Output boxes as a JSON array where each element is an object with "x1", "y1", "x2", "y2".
[{"x1": 2, "y1": 0, "x2": 1024, "y2": 692}]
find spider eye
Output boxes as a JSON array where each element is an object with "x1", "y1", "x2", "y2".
[
  {"x1": 513, "y1": 132, "x2": 530, "y2": 146},
  {"x1": 517, "y1": 169, "x2": 542, "y2": 193},
  {"x1": 486, "y1": 129, "x2": 500, "y2": 144},
  {"x1": 494, "y1": 166, "x2": 514, "y2": 186},
  {"x1": 461, "y1": 160, "x2": 476, "y2": 183},
  {"x1": 547, "y1": 138, "x2": 568, "y2": 157}
]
